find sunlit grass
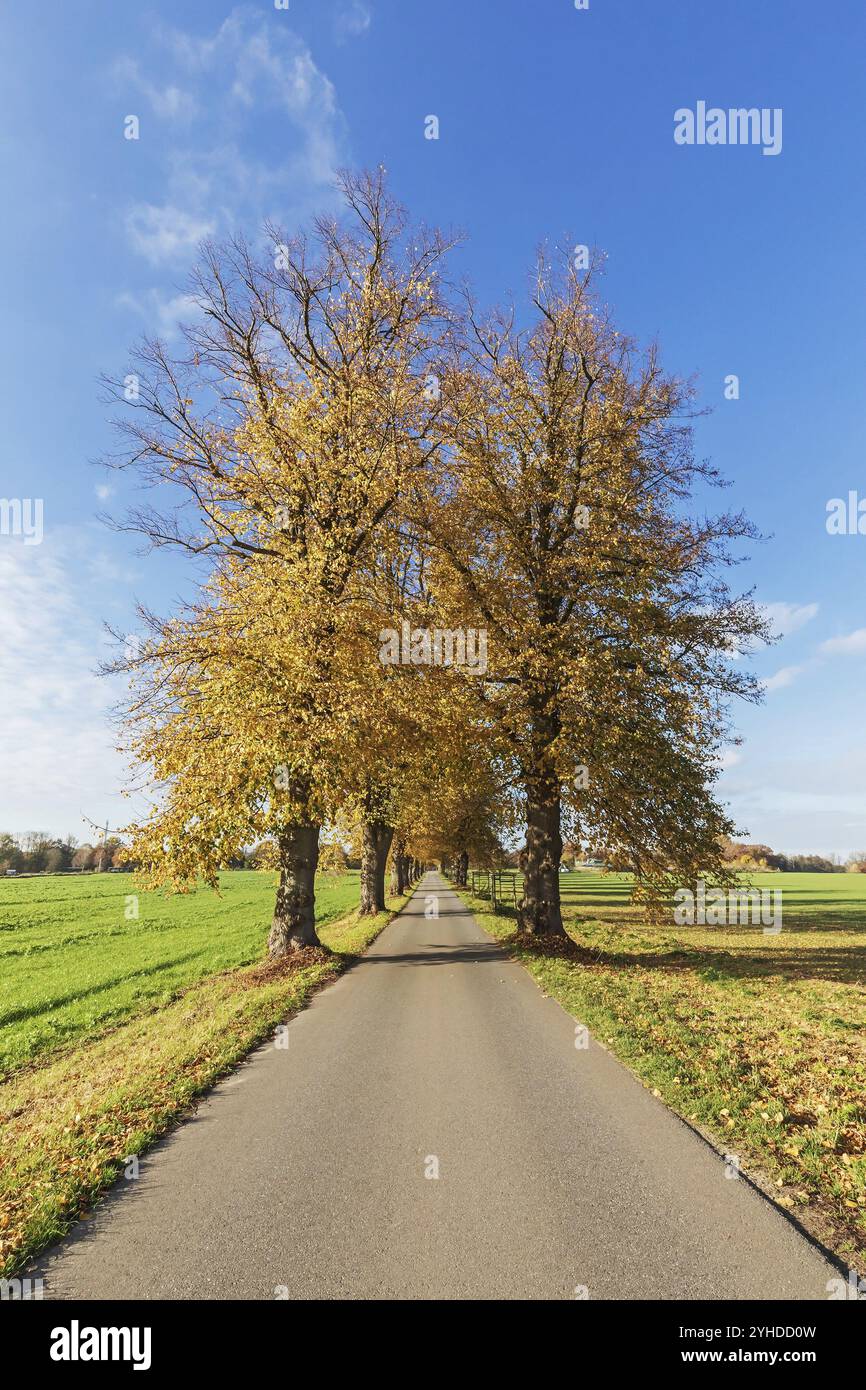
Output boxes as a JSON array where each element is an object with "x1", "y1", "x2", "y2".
[
  {"x1": 0, "y1": 869, "x2": 360, "y2": 1076},
  {"x1": 462, "y1": 870, "x2": 866, "y2": 1268},
  {"x1": 0, "y1": 874, "x2": 407, "y2": 1277}
]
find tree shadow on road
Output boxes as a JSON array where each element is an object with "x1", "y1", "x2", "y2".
[{"x1": 346, "y1": 940, "x2": 510, "y2": 968}]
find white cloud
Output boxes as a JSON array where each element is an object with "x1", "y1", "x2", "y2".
[
  {"x1": 125, "y1": 204, "x2": 215, "y2": 266},
  {"x1": 114, "y1": 10, "x2": 347, "y2": 325},
  {"x1": 115, "y1": 290, "x2": 205, "y2": 340},
  {"x1": 760, "y1": 601, "x2": 818, "y2": 638},
  {"x1": 125, "y1": 10, "x2": 343, "y2": 241},
  {"x1": 763, "y1": 665, "x2": 802, "y2": 692},
  {"x1": 0, "y1": 533, "x2": 145, "y2": 839},
  {"x1": 112, "y1": 56, "x2": 197, "y2": 121},
  {"x1": 722, "y1": 747, "x2": 866, "y2": 858},
  {"x1": 335, "y1": 1, "x2": 372, "y2": 40},
  {"x1": 717, "y1": 748, "x2": 742, "y2": 769},
  {"x1": 820, "y1": 627, "x2": 866, "y2": 656}
]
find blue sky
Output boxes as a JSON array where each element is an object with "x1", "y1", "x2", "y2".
[{"x1": 1, "y1": 0, "x2": 865, "y2": 854}]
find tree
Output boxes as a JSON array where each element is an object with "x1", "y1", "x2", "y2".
[
  {"x1": 43, "y1": 845, "x2": 66, "y2": 874},
  {"x1": 106, "y1": 170, "x2": 454, "y2": 954},
  {"x1": 72, "y1": 844, "x2": 96, "y2": 871},
  {"x1": 425, "y1": 250, "x2": 769, "y2": 933},
  {"x1": 318, "y1": 835, "x2": 349, "y2": 875},
  {"x1": 719, "y1": 838, "x2": 785, "y2": 871},
  {"x1": 19, "y1": 832, "x2": 52, "y2": 873},
  {"x1": 0, "y1": 833, "x2": 22, "y2": 874},
  {"x1": 780, "y1": 853, "x2": 838, "y2": 873}
]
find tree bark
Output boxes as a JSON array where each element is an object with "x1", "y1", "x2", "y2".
[
  {"x1": 267, "y1": 820, "x2": 321, "y2": 956},
  {"x1": 457, "y1": 850, "x2": 469, "y2": 886},
  {"x1": 359, "y1": 819, "x2": 394, "y2": 914},
  {"x1": 518, "y1": 770, "x2": 565, "y2": 935},
  {"x1": 393, "y1": 838, "x2": 408, "y2": 894}
]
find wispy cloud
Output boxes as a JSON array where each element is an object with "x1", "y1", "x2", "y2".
[
  {"x1": 125, "y1": 205, "x2": 216, "y2": 266},
  {"x1": 761, "y1": 601, "x2": 818, "y2": 638},
  {"x1": 820, "y1": 627, "x2": 866, "y2": 656},
  {"x1": 0, "y1": 532, "x2": 143, "y2": 838},
  {"x1": 112, "y1": 55, "x2": 197, "y2": 121},
  {"x1": 763, "y1": 665, "x2": 802, "y2": 692},
  {"x1": 114, "y1": 8, "x2": 348, "y2": 317},
  {"x1": 335, "y1": 1, "x2": 372, "y2": 41},
  {"x1": 115, "y1": 289, "x2": 205, "y2": 340}
]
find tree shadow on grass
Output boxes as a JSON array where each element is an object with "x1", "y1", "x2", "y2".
[
  {"x1": 514, "y1": 931, "x2": 866, "y2": 987},
  {"x1": 0, "y1": 949, "x2": 212, "y2": 1029}
]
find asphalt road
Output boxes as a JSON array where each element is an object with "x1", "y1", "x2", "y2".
[{"x1": 31, "y1": 872, "x2": 838, "y2": 1300}]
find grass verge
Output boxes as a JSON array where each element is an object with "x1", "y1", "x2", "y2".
[
  {"x1": 0, "y1": 889, "x2": 410, "y2": 1277},
  {"x1": 455, "y1": 874, "x2": 866, "y2": 1274}
]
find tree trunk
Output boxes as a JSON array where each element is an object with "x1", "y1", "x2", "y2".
[
  {"x1": 518, "y1": 771, "x2": 565, "y2": 935},
  {"x1": 457, "y1": 850, "x2": 469, "y2": 886},
  {"x1": 267, "y1": 821, "x2": 321, "y2": 956},
  {"x1": 359, "y1": 819, "x2": 394, "y2": 915},
  {"x1": 393, "y1": 838, "x2": 408, "y2": 894}
]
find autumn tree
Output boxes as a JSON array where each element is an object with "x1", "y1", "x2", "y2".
[
  {"x1": 106, "y1": 170, "x2": 454, "y2": 954},
  {"x1": 318, "y1": 834, "x2": 349, "y2": 875},
  {"x1": 384, "y1": 711, "x2": 514, "y2": 888},
  {"x1": 424, "y1": 250, "x2": 769, "y2": 934}
]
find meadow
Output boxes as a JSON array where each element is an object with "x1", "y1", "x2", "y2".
[
  {"x1": 463, "y1": 870, "x2": 866, "y2": 1267},
  {"x1": 0, "y1": 869, "x2": 360, "y2": 1077},
  {"x1": 3, "y1": 866, "x2": 864, "y2": 1275},
  {"x1": 0, "y1": 867, "x2": 399, "y2": 1275}
]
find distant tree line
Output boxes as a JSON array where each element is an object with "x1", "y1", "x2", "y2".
[
  {"x1": 0, "y1": 831, "x2": 356, "y2": 878},
  {"x1": 0, "y1": 833, "x2": 134, "y2": 875},
  {"x1": 719, "y1": 839, "x2": 865, "y2": 873},
  {"x1": 6, "y1": 826, "x2": 860, "y2": 880}
]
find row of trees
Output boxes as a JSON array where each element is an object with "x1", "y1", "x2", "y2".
[
  {"x1": 0, "y1": 833, "x2": 130, "y2": 875},
  {"x1": 0, "y1": 826, "x2": 429, "y2": 881},
  {"x1": 106, "y1": 169, "x2": 767, "y2": 953}
]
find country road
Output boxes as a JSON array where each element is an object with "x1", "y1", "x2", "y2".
[{"x1": 31, "y1": 872, "x2": 838, "y2": 1300}]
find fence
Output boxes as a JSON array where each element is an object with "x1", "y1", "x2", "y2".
[{"x1": 468, "y1": 868, "x2": 519, "y2": 913}]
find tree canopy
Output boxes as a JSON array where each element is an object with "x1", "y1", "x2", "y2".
[{"x1": 107, "y1": 171, "x2": 768, "y2": 951}]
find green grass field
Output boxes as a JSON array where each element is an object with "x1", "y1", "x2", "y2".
[
  {"x1": 3, "y1": 866, "x2": 864, "y2": 1275},
  {"x1": 0, "y1": 866, "x2": 405, "y2": 1275},
  {"x1": 0, "y1": 869, "x2": 360, "y2": 1077},
  {"x1": 463, "y1": 870, "x2": 866, "y2": 1267}
]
